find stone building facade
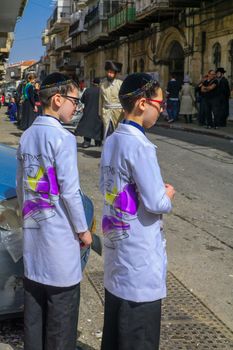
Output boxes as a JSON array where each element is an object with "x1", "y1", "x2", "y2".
[{"x1": 42, "y1": 0, "x2": 233, "y2": 90}]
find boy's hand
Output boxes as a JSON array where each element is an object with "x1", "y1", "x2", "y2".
[
  {"x1": 79, "y1": 230, "x2": 92, "y2": 247},
  {"x1": 165, "y1": 183, "x2": 175, "y2": 200}
]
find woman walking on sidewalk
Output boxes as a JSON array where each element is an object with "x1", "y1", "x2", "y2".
[{"x1": 179, "y1": 76, "x2": 197, "y2": 123}]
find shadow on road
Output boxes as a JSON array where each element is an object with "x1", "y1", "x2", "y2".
[{"x1": 77, "y1": 143, "x2": 102, "y2": 159}]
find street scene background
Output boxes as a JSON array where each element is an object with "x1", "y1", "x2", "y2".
[{"x1": 0, "y1": 1, "x2": 233, "y2": 349}]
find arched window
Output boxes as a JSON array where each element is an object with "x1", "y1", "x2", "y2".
[
  {"x1": 133, "y1": 60, "x2": 137, "y2": 72},
  {"x1": 212, "y1": 43, "x2": 221, "y2": 69},
  {"x1": 139, "y1": 58, "x2": 145, "y2": 72}
]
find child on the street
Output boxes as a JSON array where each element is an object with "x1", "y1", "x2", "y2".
[
  {"x1": 100, "y1": 73, "x2": 175, "y2": 350},
  {"x1": 7, "y1": 97, "x2": 17, "y2": 121},
  {"x1": 16, "y1": 72, "x2": 92, "y2": 350}
]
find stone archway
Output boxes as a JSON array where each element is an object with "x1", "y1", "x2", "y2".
[{"x1": 156, "y1": 27, "x2": 187, "y2": 87}]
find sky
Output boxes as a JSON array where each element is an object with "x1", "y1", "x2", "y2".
[{"x1": 9, "y1": 0, "x2": 55, "y2": 64}]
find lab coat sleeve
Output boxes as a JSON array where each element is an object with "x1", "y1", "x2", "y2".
[
  {"x1": 55, "y1": 134, "x2": 88, "y2": 233},
  {"x1": 16, "y1": 145, "x2": 23, "y2": 213},
  {"x1": 132, "y1": 144, "x2": 172, "y2": 214},
  {"x1": 99, "y1": 151, "x2": 105, "y2": 196}
]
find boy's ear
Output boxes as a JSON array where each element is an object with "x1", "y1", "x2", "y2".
[
  {"x1": 53, "y1": 93, "x2": 62, "y2": 107},
  {"x1": 137, "y1": 97, "x2": 146, "y2": 112}
]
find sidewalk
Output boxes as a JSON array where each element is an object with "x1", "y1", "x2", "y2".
[{"x1": 156, "y1": 117, "x2": 233, "y2": 141}]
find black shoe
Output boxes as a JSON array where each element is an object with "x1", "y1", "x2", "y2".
[
  {"x1": 82, "y1": 141, "x2": 90, "y2": 148},
  {"x1": 95, "y1": 141, "x2": 102, "y2": 147}
]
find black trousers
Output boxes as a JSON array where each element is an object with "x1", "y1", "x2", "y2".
[
  {"x1": 101, "y1": 289, "x2": 162, "y2": 350},
  {"x1": 203, "y1": 98, "x2": 220, "y2": 127},
  {"x1": 24, "y1": 277, "x2": 80, "y2": 350}
]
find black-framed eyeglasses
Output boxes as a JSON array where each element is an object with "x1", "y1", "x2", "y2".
[
  {"x1": 61, "y1": 95, "x2": 81, "y2": 107},
  {"x1": 47, "y1": 94, "x2": 81, "y2": 107}
]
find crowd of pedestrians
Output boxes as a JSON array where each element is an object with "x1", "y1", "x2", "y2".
[{"x1": 165, "y1": 67, "x2": 231, "y2": 128}]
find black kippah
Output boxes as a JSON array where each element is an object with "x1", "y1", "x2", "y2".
[
  {"x1": 40, "y1": 72, "x2": 72, "y2": 90},
  {"x1": 119, "y1": 73, "x2": 157, "y2": 98}
]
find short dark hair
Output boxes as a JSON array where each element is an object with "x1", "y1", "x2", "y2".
[
  {"x1": 119, "y1": 73, "x2": 159, "y2": 113},
  {"x1": 39, "y1": 72, "x2": 78, "y2": 108}
]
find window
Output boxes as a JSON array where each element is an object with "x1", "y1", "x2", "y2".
[
  {"x1": 212, "y1": 43, "x2": 221, "y2": 69},
  {"x1": 139, "y1": 58, "x2": 145, "y2": 72},
  {"x1": 133, "y1": 60, "x2": 138, "y2": 72}
]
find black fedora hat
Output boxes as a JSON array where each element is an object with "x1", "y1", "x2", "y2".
[{"x1": 216, "y1": 67, "x2": 226, "y2": 74}]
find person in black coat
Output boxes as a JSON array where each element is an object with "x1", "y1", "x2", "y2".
[
  {"x1": 75, "y1": 78, "x2": 103, "y2": 148},
  {"x1": 216, "y1": 67, "x2": 230, "y2": 127},
  {"x1": 20, "y1": 73, "x2": 37, "y2": 130},
  {"x1": 166, "y1": 73, "x2": 180, "y2": 123}
]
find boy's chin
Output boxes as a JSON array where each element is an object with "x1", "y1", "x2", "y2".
[
  {"x1": 143, "y1": 120, "x2": 156, "y2": 129},
  {"x1": 60, "y1": 116, "x2": 72, "y2": 124}
]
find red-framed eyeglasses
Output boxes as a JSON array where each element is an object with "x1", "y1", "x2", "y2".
[{"x1": 146, "y1": 98, "x2": 165, "y2": 108}]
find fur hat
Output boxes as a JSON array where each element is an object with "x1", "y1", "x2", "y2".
[
  {"x1": 216, "y1": 67, "x2": 226, "y2": 74},
  {"x1": 105, "y1": 60, "x2": 122, "y2": 73}
]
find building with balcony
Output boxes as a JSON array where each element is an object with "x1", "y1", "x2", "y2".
[
  {"x1": 0, "y1": 0, "x2": 27, "y2": 82},
  {"x1": 41, "y1": 0, "x2": 233, "y2": 91},
  {"x1": 83, "y1": 0, "x2": 233, "y2": 90},
  {"x1": 43, "y1": 0, "x2": 80, "y2": 76}
]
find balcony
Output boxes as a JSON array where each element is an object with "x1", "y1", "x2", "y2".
[
  {"x1": 54, "y1": 36, "x2": 71, "y2": 52},
  {"x1": 72, "y1": 32, "x2": 91, "y2": 52},
  {"x1": 87, "y1": 20, "x2": 112, "y2": 46},
  {"x1": 56, "y1": 56, "x2": 77, "y2": 70},
  {"x1": 42, "y1": 29, "x2": 49, "y2": 46},
  {"x1": 83, "y1": 2, "x2": 114, "y2": 47},
  {"x1": 47, "y1": 40, "x2": 58, "y2": 57},
  {"x1": 69, "y1": 10, "x2": 87, "y2": 36},
  {"x1": 170, "y1": 0, "x2": 202, "y2": 7},
  {"x1": 135, "y1": 0, "x2": 202, "y2": 25},
  {"x1": 0, "y1": 0, "x2": 26, "y2": 32},
  {"x1": 48, "y1": 6, "x2": 71, "y2": 35},
  {"x1": 84, "y1": 1, "x2": 119, "y2": 28},
  {"x1": 108, "y1": 3, "x2": 143, "y2": 35},
  {"x1": 41, "y1": 56, "x2": 50, "y2": 66}
]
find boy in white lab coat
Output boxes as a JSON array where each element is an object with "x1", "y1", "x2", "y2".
[
  {"x1": 100, "y1": 73, "x2": 175, "y2": 350},
  {"x1": 16, "y1": 72, "x2": 92, "y2": 350}
]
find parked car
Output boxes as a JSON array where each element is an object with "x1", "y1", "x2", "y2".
[{"x1": 0, "y1": 144, "x2": 100, "y2": 319}]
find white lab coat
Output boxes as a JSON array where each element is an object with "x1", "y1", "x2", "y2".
[
  {"x1": 16, "y1": 115, "x2": 87, "y2": 287},
  {"x1": 100, "y1": 123, "x2": 172, "y2": 302}
]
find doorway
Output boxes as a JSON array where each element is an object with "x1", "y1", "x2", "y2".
[{"x1": 168, "y1": 41, "x2": 184, "y2": 86}]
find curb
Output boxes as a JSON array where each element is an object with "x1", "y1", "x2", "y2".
[{"x1": 154, "y1": 122, "x2": 233, "y2": 141}]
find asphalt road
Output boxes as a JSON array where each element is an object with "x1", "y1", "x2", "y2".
[
  {"x1": 0, "y1": 111, "x2": 232, "y2": 345},
  {"x1": 146, "y1": 128, "x2": 233, "y2": 330},
  {"x1": 78, "y1": 127, "x2": 233, "y2": 331}
]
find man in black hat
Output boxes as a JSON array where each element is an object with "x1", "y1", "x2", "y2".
[
  {"x1": 99, "y1": 60, "x2": 124, "y2": 137},
  {"x1": 216, "y1": 67, "x2": 230, "y2": 126}
]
